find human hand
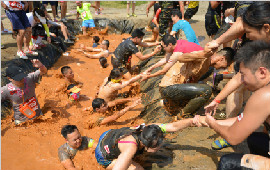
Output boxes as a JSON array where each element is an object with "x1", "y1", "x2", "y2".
[
  {"x1": 131, "y1": 98, "x2": 142, "y2": 107},
  {"x1": 47, "y1": 36, "x2": 51, "y2": 43},
  {"x1": 154, "y1": 45, "x2": 162, "y2": 53},
  {"x1": 204, "y1": 100, "x2": 219, "y2": 116},
  {"x1": 31, "y1": 59, "x2": 43, "y2": 68},
  {"x1": 79, "y1": 43, "x2": 85, "y2": 49},
  {"x1": 206, "y1": 40, "x2": 220, "y2": 50},
  {"x1": 205, "y1": 112, "x2": 216, "y2": 127}
]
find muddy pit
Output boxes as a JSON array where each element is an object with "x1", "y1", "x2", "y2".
[{"x1": 1, "y1": 29, "x2": 234, "y2": 170}]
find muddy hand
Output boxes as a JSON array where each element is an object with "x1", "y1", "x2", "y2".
[
  {"x1": 140, "y1": 74, "x2": 149, "y2": 82},
  {"x1": 206, "y1": 40, "x2": 220, "y2": 50},
  {"x1": 47, "y1": 36, "x2": 51, "y2": 43},
  {"x1": 132, "y1": 98, "x2": 142, "y2": 107},
  {"x1": 199, "y1": 116, "x2": 209, "y2": 127},
  {"x1": 31, "y1": 59, "x2": 43, "y2": 68},
  {"x1": 205, "y1": 112, "x2": 216, "y2": 126}
]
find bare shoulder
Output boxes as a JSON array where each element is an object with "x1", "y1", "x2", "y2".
[{"x1": 247, "y1": 86, "x2": 270, "y2": 112}]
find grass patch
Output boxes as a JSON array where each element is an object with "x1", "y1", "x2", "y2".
[{"x1": 100, "y1": 1, "x2": 148, "y2": 8}]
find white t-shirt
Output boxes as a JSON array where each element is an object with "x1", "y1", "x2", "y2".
[{"x1": 4, "y1": 1, "x2": 24, "y2": 11}]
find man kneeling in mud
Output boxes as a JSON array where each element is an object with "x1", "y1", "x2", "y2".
[
  {"x1": 85, "y1": 97, "x2": 141, "y2": 129},
  {"x1": 141, "y1": 34, "x2": 234, "y2": 118},
  {"x1": 58, "y1": 125, "x2": 97, "y2": 170}
]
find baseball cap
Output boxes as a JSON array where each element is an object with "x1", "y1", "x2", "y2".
[{"x1": 6, "y1": 65, "x2": 27, "y2": 81}]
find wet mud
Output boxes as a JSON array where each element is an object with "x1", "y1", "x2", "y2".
[{"x1": 1, "y1": 30, "x2": 234, "y2": 170}]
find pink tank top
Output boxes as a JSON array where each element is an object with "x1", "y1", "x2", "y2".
[{"x1": 173, "y1": 40, "x2": 203, "y2": 53}]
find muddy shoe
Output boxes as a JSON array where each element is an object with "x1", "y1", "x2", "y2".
[{"x1": 212, "y1": 139, "x2": 232, "y2": 150}]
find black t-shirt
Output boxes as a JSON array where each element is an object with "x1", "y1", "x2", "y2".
[{"x1": 113, "y1": 38, "x2": 139, "y2": 64}]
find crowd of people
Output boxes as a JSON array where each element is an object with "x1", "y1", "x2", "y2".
[{"x1": 1, "y1": 1, "x2": 270, "y2": 170}]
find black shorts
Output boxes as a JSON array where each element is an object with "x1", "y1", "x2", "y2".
[
  {"x1": 205, "y1": 11, "x2": 220, "y2": 36},
  {"x1": 184, "y1": 6, "x2": 199, "y2": 20},
  {"x1": 42, "y1": 1, "x2": 57, "y2": 6}
]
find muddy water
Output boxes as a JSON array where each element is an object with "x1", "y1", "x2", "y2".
[{"x1": 1, "y1": 31, "x2": 233, "y2": 170}]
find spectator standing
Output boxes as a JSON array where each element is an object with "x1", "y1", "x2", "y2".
[
  {"x1": 127, "y1": 1, "x2": 136, "y2": 17},
  {"x1": 42, "y1": 1, "x2": 58, "y2": 22},
  {"x1": 1, "y1": 1, "x2": 31, "y2": 59}
]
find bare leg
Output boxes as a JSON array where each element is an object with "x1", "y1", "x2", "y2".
[
  {"x1": 60, "y1": 23, "x2": 69, "y2": 40},
  {"x1": 17, "y1": 29, "x2": 25, "y2": 52},
  {"x1": 226, "y1": 84, "x2": 244, "y2": 118},
  {"x1": 60, "y1": 1, "x2": 67, "y2": 19},
  {"x1": 1, "y1": 21, "x2": 4, "y2": 31},
  {"x1": 51, "y1": 5, "x2": 57, "y2": 20},
  {"x1": 127, "y1": 2, "x2": 130, "y2": 15},
  {"x1": 24, "y1": 27, "x2": 31, "y2": 51},
  {"x1": 82, "y1": 26, "x2": 87, "y2": 35},
  {"x1": 132, "y1": 2, "x2": 135, "y2": 14}
]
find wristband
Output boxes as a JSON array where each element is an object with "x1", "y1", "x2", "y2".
[
  {"x1": 214, "y1": 99, "x2": 221, "y2": 104},
  {"x1": 88, "y1": 139, "x2": 95, "y2": 148}
]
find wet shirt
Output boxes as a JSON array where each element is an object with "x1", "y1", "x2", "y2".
[
  {"x1": 1, "y1": 70, "x2": 42, "y2": 122},
  {"x1": 77, "y1": 3, "x2": 93, "y2": 20},
  {"x1": 173, "y1": 40, "x2": 203, "y2": 53},
  {"x1": 58, "y1": 136, "x2": 91, "y2": 162},
  {"x1": 172, "y1": 20, "x2": 199, "y2": 45},
  {"x1": 113, "y1": 38, "x2": 139, "y2": 65}
]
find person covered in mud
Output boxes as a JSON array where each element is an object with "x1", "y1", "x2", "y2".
[
  {"x1": 94, "y1": 115, "x2": 207, "y2": 170},
  {"x1": 111, "y1": 28, "x2": 161, "y2": 79},
  {"x1": 1, "y1": 59, "x2": 47, "y2": 125},
  {"x1": 141, "y1": 34, "x2": 234, "y2": 117},
  {"x1": 58, "y1": 125, "x2": 97, "y2": 170},
  {"x1": 96, "y1": 68, "x2": 142, "y2": 105},
  {"x1": 203, "y1": 41, "x2": 270, "y2": 170},
  {"x1": 170, "y1": 9, "x2": 199, "y2": 45},
  {"x1": 55, "y1": 66, "x2": 83, "y2": 93},
  {"x1": 85, "y1": 97, "x2": 141, "y2": 129},
  {"x1": 78, "y1": 40, "x2": 110, "y2": 59}
]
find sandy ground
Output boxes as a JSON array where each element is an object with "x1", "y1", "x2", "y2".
[{"x1": 1, "y1": 2, "x2": 238, "y2": 170}]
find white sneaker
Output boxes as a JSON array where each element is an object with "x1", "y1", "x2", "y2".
[
  {"x1": 25, "y1": 49, "x2": 38, "y2": 56},
  {"x1": 17, "y1": 51, "x2": 28, "y2": 59}
]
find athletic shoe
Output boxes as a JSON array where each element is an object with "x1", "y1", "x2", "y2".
[
  {"x1": 69, "y1": 35, "x2": 76, "y2": 40},
  {"x1": 25, "y1": 49, "x2": 38, "y2": 56},
  {"x1": 64, "y1": 39, "x2": 74, "y2": 44},
  {"x1": 98, "y1": 11, "x2": 102, "y2": 15},
  {"x1": 95, "y1": 11, "x2": 99, "y2": 15},
  {"x1": 17, "y1": 51, "x2": 28, "y2": 59},
  {"x1": 211, "y1": 139, "x2": 232, "y2": 150},
  {"x1": 1, "y1": 44, "x2": 5, "y2": 49},
  {"x1": 127, "y1": 14, "x2": 130, "y2": 17},
  {"x1": 132, "y1": 13, "x2": 137, "y2": 17},
  {"x1": 54, "y1": 19, "x2": 59, "y2": 22}
]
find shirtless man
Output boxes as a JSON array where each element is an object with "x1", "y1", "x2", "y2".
[
  {"x1": 141, "y1": 35, "x2": 234, "y2": 117},
  {"x1": 205, "y1": 41, "x2": 270, "y2": 170},
  {"x1": 97, "y1": 68, "x2": 142, "y2": 105},
  {"x1": 111, "y1": 28, "x2": 161, "y2": 79},
  {"x1": 78, "y1": 40, "x2": 110, "y2": 59}
]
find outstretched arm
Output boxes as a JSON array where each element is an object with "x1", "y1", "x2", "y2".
[
  {"x1": 100, "y1": 98, "x2": 141, "y2": 125},
  {"x1": 135, "y1": 45, "x2": 161, "y2": 60},
  {"x1": 138, "y1": 41, "x2": 159, "y2": 48},
  {"x1": 83, "y1": 51, "x2": 108, "y2": 59},
  {"x1": 115, "y1": 74, "x2": 142, "y2": 90}
]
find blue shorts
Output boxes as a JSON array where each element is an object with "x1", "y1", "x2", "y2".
[
  {"x1": 95, "y1": 130, "x2": 112, "y2": 168},
  {"x1": 82, "y1": 19, "x2": 95, "y2": 28},
  {"x1": 5, "y1": 10, "x2": 31, "y2": 30}
]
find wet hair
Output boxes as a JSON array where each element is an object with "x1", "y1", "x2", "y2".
[
  {"x1": 93, "y1": 36, "x2": 100, "y2": 43},
  {"x1": 103, "y1": 40, "x2": 110, "y2": 48},
  {"x1": 131, "y1": 29, "x2": 145, "y2": 38},
  {"x1": 33, "y1": 7, "x2": 46, "y2": 18},
  {"x1": 61, "y1": 125, "x2": 78, "y2": 139},
  {"x1": 161, "y1": 34, "x2": 177, "y2": 46},
  {"x1": 92, "y1": 98, "x2": 106, "y2": 111},
  {"x1": 236, "y1": 40, "x2": 270, "y2": 73},
  {"x1": 171, "y1": 9, "x2": 181, "y2": 18},
  {"x1": 99, "y1": 57, "x2": 108, "y2": 68},
  {"x1": 105, "y1": 68, "x2": 121, "y2": 86},
  {"x1": 115, "y1": 124, "x2": 164, "y2": 149},
  {"x1": 242, "y1": 2, "x2": 270, "y2": 30},
  {"x1": 216, "y1": 47, "x2": 235, "y2": 66},
  {"x1": 153, "y1": 3, "x2": 160, "y2": 14},
  {"x1": 61, "y1": 66, "x2": 71, "y2": 75}
]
